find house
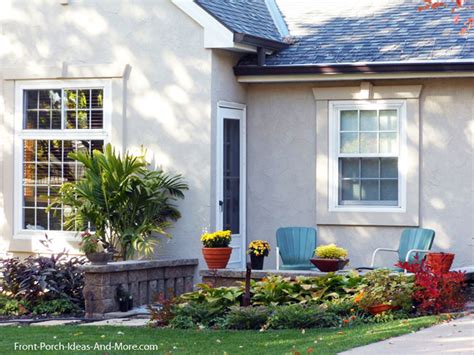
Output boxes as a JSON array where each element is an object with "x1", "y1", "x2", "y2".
[{"x1": 0, "y1": 0, "x2": 472, "y2": 270}]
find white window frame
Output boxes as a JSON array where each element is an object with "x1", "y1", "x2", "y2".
[
  {"x1": 328, "y1": 100, "x2": 407, "y2": 213},
  {"x1": 13, "y1": 79, "x2": 112, "y2": 240}
]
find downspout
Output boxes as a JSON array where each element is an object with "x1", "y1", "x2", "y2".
[{"x1": 257, "y1": 47, "x2": 266, "y2": 66}]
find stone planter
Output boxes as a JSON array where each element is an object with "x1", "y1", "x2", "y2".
[
  {"x1": 86, "y1": 252, "x2": 114, "y2": 265},
  {"x1": 310, "y1": 258, "x2": 349, "y2": 272},
  {"x1": 202, "y1": 247, "x2": 232, "y2": 269}
]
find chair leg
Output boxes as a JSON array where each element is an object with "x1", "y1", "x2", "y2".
[{"x1": 276, "y1": 246, "x2": 280, "y2": 270}]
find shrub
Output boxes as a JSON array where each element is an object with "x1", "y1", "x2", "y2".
[
  {"x1": 171, "y1": 302, "x2": 226, "y2": 328},
  {"x1": 224, "y1": 306, "x2": 270, "y2": 330},
  {"x1": 177, "y1": 283, "x2": 242, "y2": 311},
  {"x1": 355, "y1": 269, "x2": 414, "y2": 312},
  {"x1": 314, "y1": 244, "x2": 348, "y2": 259},
  {"x1": 32, "y1": 299, "x2": 80, "y2": 316},
  {"x1": 267, "y1": 304, "x2": 340, "y2": 329},
  {"x1": 0, "y1": 246, "x2": 86, "y2": 308},
  {"x1": 51, "y1": 143, "x2": 188, "y2": 260},
  {"x1": 397, "y1": 260, "x2": 466, "y2": 314},
  {"x1": 0, "y1": 296, "x2": 30, "y2": 316}
]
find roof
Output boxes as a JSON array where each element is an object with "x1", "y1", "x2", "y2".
[
  {"x1": 195, "y1": 0, "x2": 283, "y2": 42},
  {"x1": 195, "y1": 0, "x2": 474, "y2": 71}
]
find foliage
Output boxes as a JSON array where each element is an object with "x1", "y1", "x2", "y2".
[
  {"x1": 0, "y1": 248, "x2": 85, "y2": 307},
  {"x1": 355, "y1": 269, "x2": 414, "y2": 312},
  {"x1": 266, "y1": 304, "x2": 340, "y2": 329},
  {"x1": 171, "y1": 303, "x2": 226, "y2": 328},
  {"x1": 149, "y1": 294, "x2": 176, "y2": 327},
  {"x1": 31, "y1": 298, "x2": 80, "y2": 316},
  {"x1": 51, "y1": 143, "x2": 188, "y2": 260},
  {"x1": 397, "y1": 260, "x2": 466, "y2": 314},
  {"x1": 314, "y1": 244, "x2": 348, "y2": 260},
  {"x1": 200, "y1": 230, "x2": 232, "y2": 248},
  {"x1": 250, "y1": 273, "x2": 362, "y2": 306},
  {"x1": 247, "y1": 240, "x2": 271, "y2": 257},
  {"x1": 177, "y1": 283, "x2": 243, "y2": 311},
  {"x1": 224, "y1": 306, "x2": 270, "y2": 330},
  {"x1": 417, "y1": 0, "x2": 473, "y2": 34},
  {"x1": 0, "y1": 295, "x2": 30, "y2": 316},
  {"x1": 79, "y1": 231, "x2": 102, "y2": 254}
]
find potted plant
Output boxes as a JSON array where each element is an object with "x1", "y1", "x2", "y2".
[
  {"x1": 79, "y1": 231, "x2": 113, "y2": 265},
  {"x1": 355, "y1": 269, "x2": 413, "y2": 315},
  {"x1": 201, "y1": 230, "x2": 232, "y2": 269},
  {"x1": 310, "y1": 244, "x2": 349, "y2": 272},
  {"x1": 247, "y1": 240, "x2": 271, "y2": 270},
  {"x1": 424, "y1": 252, "x2": 455, "y2": 273}
]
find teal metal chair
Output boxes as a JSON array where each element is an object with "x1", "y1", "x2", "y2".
[
  {"x1": 276, "y1": 227, "x2": 317, "y2": 270},
  {"x1": 360, "y1": 228, "x2": 435, "y2": 271}
]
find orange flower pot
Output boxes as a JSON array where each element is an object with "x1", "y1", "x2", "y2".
[
  {"x1": 367, "y1": 304, "x2": 399, "y2": 315},
  {"x1": 202, "y1": 247, "x2": 232, "y2": 269},
  {"x1": 425, "y1": 252, "x2": 455, "y2": 274}
]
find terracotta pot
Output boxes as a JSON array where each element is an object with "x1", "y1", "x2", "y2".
[
  {"x1": 250, "y1": 254, "x2": 265, "y2": 270},
  {"x1": 367, "y1": 304, "x2": 399, "y2": 315},
  {"x1": 310, "y1": 258, "x2": 349, "y2": 272},
  {"x1": 86, "y1": 252, "x2": 114, "y2": 265},
  {"x1": 425, "y1": 252, "x2": 455, "y2": 273},
  {"x1": 202, "y1": 247, "x2": 232, "y2": 269}
]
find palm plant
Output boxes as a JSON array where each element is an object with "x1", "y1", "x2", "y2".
[{"x1": 50, "y1": 144, "x2": 188, "y2": 260}]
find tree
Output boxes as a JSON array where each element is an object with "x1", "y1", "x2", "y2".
[{"x1": 418, "y1": 0, "x2": 473, "y2": 34}]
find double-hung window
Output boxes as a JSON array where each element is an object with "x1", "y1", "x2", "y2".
[
  {"x1": 329, "y1": 101, "x2": 406, "y2": 211},
  {"x1": 15, "y1": 80, "x2": 111, "y2": 236}
]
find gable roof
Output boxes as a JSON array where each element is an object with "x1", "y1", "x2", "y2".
[{"x1": 195, "y1": 0, "x2": 283, "y2": 42}]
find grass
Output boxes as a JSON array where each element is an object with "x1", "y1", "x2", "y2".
[{"x1": 0, "y1": 316, "x2": 440, "y2": 354}]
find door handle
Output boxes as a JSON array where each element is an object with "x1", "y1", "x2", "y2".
[{"x1": 219, "y1": 200, "x2": 223, "y2": 211}]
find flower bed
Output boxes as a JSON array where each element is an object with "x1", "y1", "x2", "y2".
[{"x1": 151, "y1": 268, "x2": 466, "y2": 330}]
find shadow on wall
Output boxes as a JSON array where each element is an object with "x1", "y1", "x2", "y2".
[{"x1": 0, "y1": 1, "x2": 214, "y2": 258}]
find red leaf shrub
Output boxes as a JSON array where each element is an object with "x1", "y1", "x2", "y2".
[{"x1": 397, "y1": 259, "x2": 466, "y2": 314}]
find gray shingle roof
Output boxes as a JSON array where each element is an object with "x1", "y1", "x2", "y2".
[
  {"x1": 195, "y1": 0, "x2": 283, "y2": 42},
  {"x1": 197, "y1": 0, "x2": 473, "y2": 66},
  {"x1": 263, "y1": 0, "x2": 474, "y2": 65}
]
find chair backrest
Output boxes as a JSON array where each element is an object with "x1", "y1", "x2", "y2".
[
  {"x1": 276, "y1": 227, "x2": 317, "y2": 267},
  {"x1": 398, "y1": 228, "x2": 435, "y2": 263}
]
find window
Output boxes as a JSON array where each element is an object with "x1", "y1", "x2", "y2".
[
  {"x1": 329, "y1": 101, "x2": 406, "y2": 211},
  {"x1": 15, "y1": 81, "x2": 110, "y2": 235}
]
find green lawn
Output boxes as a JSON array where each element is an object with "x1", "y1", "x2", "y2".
[{"x1": 0, "y1": 316, "x2": 439, "y2": 355}]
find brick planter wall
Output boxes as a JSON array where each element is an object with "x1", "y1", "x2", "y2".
[{"x1": 81, "y1": 258, "x2": 198, "y2": 318}]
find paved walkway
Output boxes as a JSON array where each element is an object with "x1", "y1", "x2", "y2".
[{"x1": 340, "y1": 314, "x2": 474, "y2": 354}]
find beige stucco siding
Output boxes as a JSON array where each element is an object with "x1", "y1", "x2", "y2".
[
  {"x1": 0, "y1": 0, "x2": 213, "y2": 259},
  {"x1": 247, "y1": 79, "x2": 474, "y2": 268}
]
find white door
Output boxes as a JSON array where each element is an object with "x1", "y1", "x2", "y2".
[{"x1": 216, "y1": 102, "x2": 246, "y2": 269}]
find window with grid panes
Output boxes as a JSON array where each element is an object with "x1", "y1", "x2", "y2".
[
  {"x1": 20, "y1": 87, "x2": 107, "y2": 231},
  {"x1": 338, "y1": 107, "x2": 399, "y2": 206}
]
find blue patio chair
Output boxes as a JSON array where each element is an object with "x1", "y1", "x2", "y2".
[
  {"x1": 359, "y1": 227, "x2": 435, "y2": 271},
  {"x1": 276, "y1": 227, "x2": 317, "y2": 270}
]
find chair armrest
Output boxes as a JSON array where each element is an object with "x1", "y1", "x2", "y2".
[
  {"x1": 276, "y1": 246, "x2": 280, "y2": 270},
  {"x1": 370, "y1": 248, "x2": 399, "y2": 267},
  {"x1": 405, "y1": 249, "x2": 430, "y2": 262}
]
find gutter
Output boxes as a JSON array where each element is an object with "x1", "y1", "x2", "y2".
[
  {"x1": 233, "y1": 33, "x2": 288, "y2": 51},
  {"x1": 234, "y1": 62, "x2": 474, "y2": 76}
]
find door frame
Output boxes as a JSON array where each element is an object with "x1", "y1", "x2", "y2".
[{"x1": 216, "y1": 101, "x2": 246, "y2": 268}]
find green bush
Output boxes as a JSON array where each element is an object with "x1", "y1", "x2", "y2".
[
  {"x1": 267, "y1": 304, "x2": 340, "y2": 329},
  {"x1": 169, "y1": 315, "x2": 195, "y2": 329},
  {"x1": 224, "y1": 306, "x2": 270, "y2": 330},
  {"x1": 171, "y1": 302, "x2": 226, "y2": 328},
  {"x1": 32, "y1": 299, "x2": 80, "y2": 316}
]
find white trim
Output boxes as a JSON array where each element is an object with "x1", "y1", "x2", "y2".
[
  {"x1": 328, "y1": 100, "x2": 407, "y2": 213},
  {"x1": 216, "y1": 102, "x2": 247, "y2": 268},
  {"x1": 264, "y1": 0, "x2": 289, "y2": 37},
  {"x1": 172, "y1": 0, "x2": 256, "y2": 52},
  {"x1": 237, "y1": 71, "x2": 474, "y2": 83},
  {"x1": 13, "y1": 79, "x2": 112, "y2": 240}
]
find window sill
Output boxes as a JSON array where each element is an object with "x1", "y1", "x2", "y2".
[
  {"x1": 14, "y1": 230, "x2": 80, "y2": 241},
  {"x1": 329, "y1": 205, "x2": 405, "y2": 213}
]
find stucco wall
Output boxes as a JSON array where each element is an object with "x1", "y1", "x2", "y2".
[
  {"x1": 247, "y1": 79, "x2": 474, "y2": 268},
  {"x1": 0, "y1": 0, "x2": 213, "y2": 260}
]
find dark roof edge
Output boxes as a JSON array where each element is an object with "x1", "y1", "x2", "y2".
[
  {"x1": 234, "y1": 62, "x2": 474, "y2": 76},
  {"x1": 233, "y1": 33, "x2": 288, "y2": 50}
]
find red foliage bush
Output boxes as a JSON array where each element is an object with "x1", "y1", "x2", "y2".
[{"x1": 397, "y1": 258, "x2": 466, "y2": 314}]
